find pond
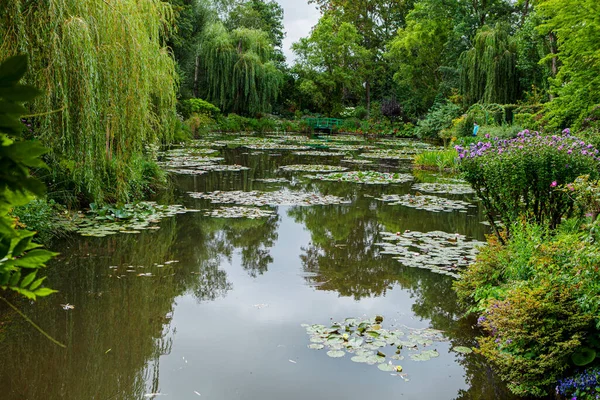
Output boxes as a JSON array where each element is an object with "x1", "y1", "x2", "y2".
[{"x1": 0, "y1": 134, "x2": 519, "y2": 400}]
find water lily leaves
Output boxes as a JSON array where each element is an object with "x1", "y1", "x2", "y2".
[
  {"x1": 377, "y1": 194, "x2": 475, "y2": 213},
  {"x1": 378, "y1": 363, "x2": 396, "y2": 372},
  {"x1": 304, "y1": 317, "x2": 449, "y2": 379},
  {"x1": 327, "y1": 350, "x2": 345, "y2": 358},
  {"x1": 304, "y1": 171, "x2": 414, "y2": 185},
  {"x1": 189, "y1": 190, "x2": 351, "y2": 207},
  {"x1": 376, "y1": 231, "x2": 485, "y2": 278},
  {"x1": 279, "y1": 164, "x2": 348, "y2": 173},
  {"x1": 410, "y1": 350, "x2": 439, "y2": 361},
  {"x1": 452, "y1": 346, "x2": 473, "y2": 354},
  {"x1": 351, "y1": 355, "x2": 370, "y2": 363},
  {"x1": 204, "y1": 206, "x2": 274, "y2": 219},
  {"x1": 411, "y1": 182, "x2": 475, "y2": 195}
]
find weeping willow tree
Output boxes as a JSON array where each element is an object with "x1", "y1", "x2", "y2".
[
  {"x1": 460, "y1": 24, "x2": 520, "y2": 106},
  {"x1": 0, "y1": 0, "x2": 178, "y2": 203},
  {"x1": 199, "y1": 23, "x2": 283, "y2": 115}
]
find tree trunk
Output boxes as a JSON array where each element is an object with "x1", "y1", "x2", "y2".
[
  {"x1": 520, "y1": 0, "x2": 530, "y2": 27},
  {"x1": 365, "y1": 80, "x2": 371, "y2": 117},
  {"x1": 193, "y1": 56, "x2": 199, "y2": 98}
]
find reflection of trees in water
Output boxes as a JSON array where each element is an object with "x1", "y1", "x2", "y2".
[
  {"x1": 289, "y1": 184, "x2": 514, "y2": 399},
  {"x1": 0, "y1": 215, "x2": 234, "y2": 400}
]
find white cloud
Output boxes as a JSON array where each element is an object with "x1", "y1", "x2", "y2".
[{"x1": 275, "y1": 0, "x2": 321, "y2": 64}]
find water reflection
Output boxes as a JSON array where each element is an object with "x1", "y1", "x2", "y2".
[{"x1": 0, "y1": 143, "x2": 519, "y2": 400}]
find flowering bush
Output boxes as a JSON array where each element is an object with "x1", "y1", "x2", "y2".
[
  {"x1": 557, "y1": 367, "x2": 600, "y2": 400},
  {"x1": 456, "y1": 130, "x2": 600, "y2": 236}
]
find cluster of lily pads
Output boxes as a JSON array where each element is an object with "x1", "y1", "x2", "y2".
[
  {"x1": 73, "y1": 202, "x2": 199, "y2": 237},
  {"x1": 204, "y1": 206, "x2": 275, "y2": 219},
  {"x1": 245, "y1": 143, "x2": 311, "y2": 151},
  {"x1": 359, "y1": 149, "x2": 416, "y2": 161},
  {"x1": 189, "y1": 190, "x2": 351, "y2": 206},
  {"x1": 254, "y1": 178, "x2": 290, "y2": 183},
  {"x1": 412, "y1": 182, "x2": 476, "y2": 195},
  {"x1": 279, "y1": 164, "x2": 348, "y2": 173},
  {"x1": 292, "y1": 151, "x2": 345, "y2": 157},
  {"x1": 305, "y1": 171, "x2": 414, "y2": 185},
  {"x1": 327, "y1": 144, "x2": 374, "y2": 152},
  {"x1": 340, "y1": 158, "x2": 373, "y2": 165},
  {"x1": 303, "y1": 316, "x2": 471, "y2": 380},
  {"x1": 375, "y1": 231, "x2": 485, "y2": 278},
  {"x1": 377, "y1": 194, "x2": 475, "y2": 212}
]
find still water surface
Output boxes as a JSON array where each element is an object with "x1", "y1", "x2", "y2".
[{"x1": 0, "y1": 136, "x2": 518, "y2": 399}]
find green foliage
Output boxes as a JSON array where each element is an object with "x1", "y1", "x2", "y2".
[
  {"x1": 0, "y1": 55, "x2": 57, "y2": 300},
  {"x1": 414, "y1": 101, "x2": 461, "y2": 139},
  {"x1": 457, "y1": 131, "x2": 600, "y2": 234},
  {"x1": 1, "y1": 0, "x2": 178, "y2": 204},
  {"x1": 477, "y1": 282, "x2": 593, "y2": 397},
  {"x1": 184, "y1": 113, "x2": 216, "y2": 137},
  {"x1": 455, "y1": 219, "x2": 600, "y2": 396},
  {"x1": 179, "y1": 98, "x2": 220, "y2": 119},
  {"x1": 537, "y1": 0, "x2": 600, "y2": 130},
  {"x1": 460, "y1": 24, "x2": 519, "y2": 105},
  {"x1": 199, "y1": 23, "x2": 283, "y2": 115},
  {"x1": 413, "y1": 149, "x2": 459, "y2": 172},
  {"x1": 353, "y1": 106, "x2": 369, "y2": 120},
  {"x1": 12, "y1": 199, "x2": 67, "y2": 244}
]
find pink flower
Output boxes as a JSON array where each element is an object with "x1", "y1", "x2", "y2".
[{"x1": 551, "y1": 181, "x2": 557, "y2": 187}]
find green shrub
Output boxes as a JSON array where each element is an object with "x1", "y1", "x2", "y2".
[
  {"x1": 184, "y1": 113, "x2": 215, "y2": 137},
  {"x1": 477, "y1": 282, "x2": 593, "y2": 397},
  {"x1": 414, "y1": 101, "x2": 461, "y2": 139},
  {"x1": 354, "y1": 105, "x2": 368, "y2": 119},
  {"x1": 12, "y1": 199, "x2": 67, "y2": 244},
  {"x1": 456, "y1": 131, "x2": 600, "y2": 235},
  {"x1": 178, "y1": 98, "x2": 220, "y2": 119}
]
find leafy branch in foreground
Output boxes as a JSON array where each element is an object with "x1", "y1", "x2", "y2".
[{"x1": 0, "y1": 55, "x2": 58, "y2": 300}]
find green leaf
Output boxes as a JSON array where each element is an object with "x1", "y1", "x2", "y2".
[
  {"x1": 9, "y1": 271, "x2": 21, "y2": 287},
  {"x1": 0, "y1": 237, "x2": 10, "y2": 259},
  {"x1": 9, "y1": 249, "x2": 58, "y2": 268},
  {"x1": 326, "y1": 350, "x2": 345, "y2": 358},
  {"x1": 12, "y1": 234, "x2": 33, "y2": 257},
  {"x1": 0, "y1": 55, "x2": 28, "y2": 85},
  {"x1": 20, "y1": 271, "x2": 37, "y2": 288},
  {"x1": 33, "y1": 287, "x2": 57, "y2": 297},
  {"x1": 29, "y1": 276, "x2": 46, "y2": 291},
  {"x1": 0, "y1": 85, "x2": 42, "y2": 102},
  {"x1": 572, "y1": 347, "x2": 597, "y2": 366}
]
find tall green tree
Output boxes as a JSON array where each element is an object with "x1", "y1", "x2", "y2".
[
  {"x1": 199, "y1": 22, "x2": 283, "y2": 115},
  {"x1": 226, "y1": 0, "x2": 285, "y2": 51},
  {"x1": 0, "y1": 0, "x2": 178, "y2": 203},
  {"x1": 460, "y1": 24, "x2": 520, "y2": 106},
  {"x1": 536, "y1": 0, "x2": 600, "y2": 129},
  {"x1": 292, "y1": 14, "x2": 369, "y2": 115}
]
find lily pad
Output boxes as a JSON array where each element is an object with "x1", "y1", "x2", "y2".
[
  {"x1": 189, "y1": 190, "x2": 350, "y2": 207},
  {"x1": 305, "y1": 171, "x2": 414, "y2": 185},
  {"x1": 378, "y1": 363, "x2": 396, "y2": 372},
  {"x1": 452, "y1": 346, "x2": 473, "y2": 354},
  {"x1": 412, "y1": 182, "x2": 476, "y2": 195},
  {"x1": 204, "y1": 206, "x2": 274, "y2": 219},
  {"x1": 279, "y1": 164, "x2": 348, "y2": 173},
  {"x1": 327, "y1": 350, "x2": 346, "y2": 358},
  {"x1": 377, "y1": 193, "x2": 475, "y2": 213}
]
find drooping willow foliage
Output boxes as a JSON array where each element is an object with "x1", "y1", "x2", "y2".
[
  {"x1": 199, "y1": 23, "x2": 283, "y2": 115},
  {"x1": 460, "y1": 24, "x2": 519, "y2": 106},
  {"x1": 0, "y1": 0, "x2": 178, "y2": 203}
]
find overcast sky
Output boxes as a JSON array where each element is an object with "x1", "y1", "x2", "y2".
[{"x1": 276, "y1": 0, "x2": 321, "y2": 64}]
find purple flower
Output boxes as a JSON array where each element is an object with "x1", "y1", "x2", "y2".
[{"x1": 551, "y1": 181, "x2": 558, "y2": 187}]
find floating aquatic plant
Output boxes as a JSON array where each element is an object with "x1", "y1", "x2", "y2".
[
  {"x1": 375, "y1": 231, "x2": 485, "y2": 278},
  {"x1": 73, "y1": 202, "x2": 200, "y2": 237},
  {"x1": 279, "y1": 164, "x2": 348, "y2": 173},
  {"x1": 253, "y1": 178, "x2": 290, "y2": 183},
  {"x1": 377, "y1": 194, "x2": 475, "y2": 212},
  {"x1": 359, "y1": 149, "x2": 416, "y2": 160},
  {"x1": 302, "y1": 316, "x2": 448, "y2": 380},
  {"x1": 245, "y1": 144, "x2": 311, "y2": 151},
  {"x1": 305, "y1": 171, "x2": 414, "y2": 185},
  {"x1": 292, "y1": 151, "x2": 345, "y2": 157},
  {"x1": 204, "y1": 206, "x2": 275, "y2": 219},
  {"x1": 189, "y1": 190, "x2": 350, "y2": 206},
  {"x1": 412, "y1": 183, "x2": 476, "y2": 195},
  {"x1": 340, "y1": 158, "x2": 373, "y2": 164}
]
